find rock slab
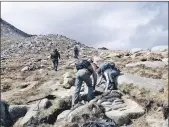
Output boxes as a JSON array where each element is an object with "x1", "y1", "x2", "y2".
[{"x1": 117, "y1": 73, "x2": 164, "y2": 92}]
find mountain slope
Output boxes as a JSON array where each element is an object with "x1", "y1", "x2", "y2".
[{"x1": 1, "y1": 18, "x2": 33, "y2": 38}]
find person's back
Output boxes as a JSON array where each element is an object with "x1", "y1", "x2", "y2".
[
  {"x1": 51, "y1": 49, "x2": 60, "y2": 60},
  {"x1": 72, "y1": 59, "x2": 96, "y2": 107},
  {"x1": 74, "y1": 46, "x2": 79, "y2": 58},
  {"x1": 99, "y1": 62, "x2": 115, "y2": 72},
  {"x1": 97, "y1": 61, "x2": 120, "y2": 91},
  {"x1": 50, "y1": 49, "x2": 60, "y2": 71}
]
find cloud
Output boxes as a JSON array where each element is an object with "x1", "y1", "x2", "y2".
[{"x1": 1, "y1": 2, "x2": 168, "y2": 50}]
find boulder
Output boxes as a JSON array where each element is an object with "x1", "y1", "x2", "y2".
[
  {"x1": 13, "y1": 117, "x2": 23, "y2": 127},
  {"x1": 57, "y1": 110, "x2": 71, "y2": 120},
  {"x1": 36, "y1": 98, "x2": 52, "y2": 109},
  {"x1": 151, "y1": 45, "x2": 168, "y2": 52},
  {"x1": 66, "y1": 102, "x2": 106, "y2": 123},
  {"x1": 18, "y1": 99, "x2": 51, "y2": 127},
  {"x1": 62, "y1": 72, "x2": 75, "y2": 89},
  {"x1": 117, "y1": 73, "x2": 164, "y2": 92},
  {"x1": 0, "y1": 100, "x2": 13, "y2": 127},
  {"x1": 81, "y1": 120, "x2": 117, "y2": 127},
  {"x1": 86, "y1": 90, "x2": 144, "y2": 126},
  {"x1": 105, "y1": 98, "x2": 144, "y2": 126},
  {"x1": 9, "y1": 105, "x2": 30, "y2": 123},
  {"x1": 24, "y1": 97, "x2": 72, "y2": 126}
]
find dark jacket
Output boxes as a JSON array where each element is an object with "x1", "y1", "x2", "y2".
[{"x1": 50, "y1": 51, "x2": 60, "y2": 60}]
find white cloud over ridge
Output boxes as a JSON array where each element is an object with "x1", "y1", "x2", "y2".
[{"x1": 1, "y1": 2, "x2": 168, "y2": 50}]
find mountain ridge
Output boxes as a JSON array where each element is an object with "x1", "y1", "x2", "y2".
[{"x1": 1, "y1": 18, "x2": 34, "y2": 38}]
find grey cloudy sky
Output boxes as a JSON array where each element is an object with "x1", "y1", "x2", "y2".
[{"x1": 1, "y1": 2, "x2": 168, "y2": 50}]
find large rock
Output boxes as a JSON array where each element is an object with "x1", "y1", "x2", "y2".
[
  {"x1": 105, "y1": 98, "x2": 144, "y2": 126},
  {"x1": 88, "y1": 91, "x2": 144, "y2": 126},
  {"x1": 126, "y1": 61, "x2": 166, "y2": 69},
  {"x1": 117, "y1": 73, "x2": 164, "y2": 92},
  {"x1": 24, "y1": 97, "x2": 72, "y2": 126},
  {"x1": 18, "y1": 99, "x2": 51, "y2": 127},
  {"x1": 66, "y1": 102, "x2": 106, "y2": 123},
  {"x1": 9, "y1": 105, "x2": 30, "y2": 123},
  {"x1": 0, "y1": 100, "x2": 13, "y2": 127},
  {"x1": 62, "y1": 72, "x2": 75, "y2": 89},
  {"x1": 151, "y1": 45, "x2": 168, "y2": 52},
  {"x1": 81, "y1": 120, "x2": 117, "y2": 127},
  {"x1": 57, "y1": 110, "x2": 71, "y2": 120}
]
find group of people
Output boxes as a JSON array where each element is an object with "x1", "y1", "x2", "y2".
[
  {"x1": 50, "y1": 46, "x2": 79, "y2": 71},
  {"x1": 50, "y1": 46, "x2": 121, "y2": 107},
  {"x1": 72, "y1": 59, "x2": 120, "y2": 107}
]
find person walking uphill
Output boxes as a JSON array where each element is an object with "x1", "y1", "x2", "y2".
[
  {"x1": 72, "y1": 59, "x2": 97, "y2": 107},
  {"x1": 74, "y1": 46, "x2": 79, "y2": 58},
  {"x1": 50, "y1": 49, "x2": 60, "y2": 71},
  {"x1": 97, "y1": 61, "x2": 121, "y2": 92}
]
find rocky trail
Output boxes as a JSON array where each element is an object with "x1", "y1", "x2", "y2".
[
  {"x1": 1, "y1": 45, "x2": 168, "y2": 127},
  {"x1": 1, "y1": 19, "x2": 168, "y2": 127}
]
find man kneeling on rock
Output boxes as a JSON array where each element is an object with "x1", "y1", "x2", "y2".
[
  {"x1": 96, "y1": 61, "x2": 121, "y2": 92},
  {"x1": 72, "y1": 59, "x2": 97, "y2": 107}
]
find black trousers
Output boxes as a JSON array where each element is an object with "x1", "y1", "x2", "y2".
[
  {"x1": 52, "y1": 59, "x2": 58, "y2": 70},
  {"x1": 74, "y1": 50, "x2": 79, "y2": 58}
]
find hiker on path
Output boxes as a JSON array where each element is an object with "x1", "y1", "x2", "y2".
[
  {"x1": 96, "y1": 61, "x2": 121, "y2": 92},
  {"x1": 72, "y1": 59, "x2": 97, "y2": 107},
  {"x1": 74, "y1": 45, "x2": 79, "y2": 58},
  {"x1": 50, "y1": 49, "x2": 60, "y2": 71}
]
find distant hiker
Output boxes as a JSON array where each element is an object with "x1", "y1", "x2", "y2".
[
  {"x1": 50, "y1": 49, "x2": 60, "y2": 71},
  {"x1": 74, "y1": 46, "x2": 79, "y2": 58},
  {"x1": 96, "y1": 61, "x2": 121, "y2": 92},
  {"x1": 72, "y1": 59, "x2": 97, "y2": 107}
]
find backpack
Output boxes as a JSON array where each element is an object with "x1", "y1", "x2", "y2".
[
  {"x1": 75, "y1": 60, "x2": 92, "y2": 72},
  {"x1": 100, "y1": 62, "x2": 115, "y2": 72}
]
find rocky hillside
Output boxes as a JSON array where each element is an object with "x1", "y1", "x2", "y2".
[
  {"x1": 1, "y1": 18, "x2": 33, "y2": 38},
  {"x1": 1, "y1": 20, "x2": 168, "y2": 127}
]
